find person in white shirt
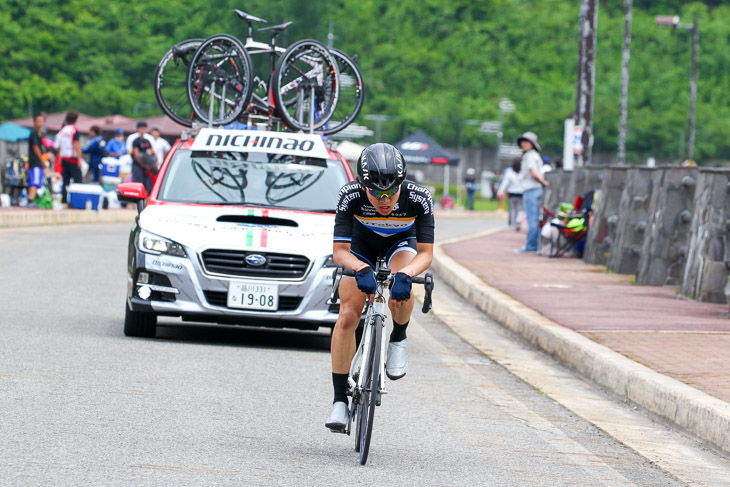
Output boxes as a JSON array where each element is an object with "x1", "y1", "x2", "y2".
[
  {"x1": 126, "y1": 120, "x2": 155, "y2": 154},
  {"x1": 497, "y1": 158, "x2": 524, "y2": 231},
  {"x1": 516, "y1": 132, "x2": 548, "y2": 253},
  {"x1": 56, "y1": 110, "x2": 85, "y2": 206},
  {"x1": 149, "y1": 125, "x2": 172, "y2": 165}
]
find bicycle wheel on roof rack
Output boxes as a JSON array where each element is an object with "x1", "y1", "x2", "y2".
[
  {"x1": 271, "y1": 39, "x2": 340, "y2": 132},
  {"x1": 322, "y1": 49, "x2": 365, "y2": 136},
  {"x1": 186, "y1": 34, "x2": 254, "y2": 126},
  {"x1": 154, "y1": 38, "x2": 204, "y2": 127}
]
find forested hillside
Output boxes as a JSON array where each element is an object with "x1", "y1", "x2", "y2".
[{"x1": 2, "y1": 0, "x2": 728, "y2": 162}]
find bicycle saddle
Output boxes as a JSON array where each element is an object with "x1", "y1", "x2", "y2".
[
  {"x1": 258, "y1": 21, "x2": 293, "y2": 33},
  {"x1": 233, "y1": 9, "x2": 267, "y2": 24}
]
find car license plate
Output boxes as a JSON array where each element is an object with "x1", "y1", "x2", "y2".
[{"x1": 227, "y1": 282, "x2": 279, "y2": 311}]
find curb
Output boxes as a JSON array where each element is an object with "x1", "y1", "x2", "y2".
[
  {"x1": 432, "y1": 234, "x2": 730, "y2": 455},
  {"x1": 0, "y1": 209, "x2": 136, "y2": 228}
]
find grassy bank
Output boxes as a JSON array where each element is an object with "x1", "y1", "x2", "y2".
[{"x1": 430, "y1": 184, "x2": 504, "y2": 211}]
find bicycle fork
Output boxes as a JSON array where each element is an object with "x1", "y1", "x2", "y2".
[{"x1": 346, "y1": 299, "x2": 387, "y2": 435}]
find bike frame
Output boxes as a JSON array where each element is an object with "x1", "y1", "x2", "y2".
[
  {"x1": 242, "y1": 31, "x2": 325, "y2": 123},
  {"x1": 345, "y1": 258, "x2": 390, "y2": 436}
]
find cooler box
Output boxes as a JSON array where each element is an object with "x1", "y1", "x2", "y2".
[
  {"x1": 101, "y1": 175, "x2": 123, "y2": 192},
  {"x1": 68, "y1": 183, "x2": 103, "y2": 210},
  {"x1": 101, "y1": 157, "x2": 120, "y2": 177}
]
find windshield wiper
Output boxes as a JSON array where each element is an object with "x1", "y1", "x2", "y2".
[{"x1": 219, "y1": 202, "x2": 273, "y2": 207}]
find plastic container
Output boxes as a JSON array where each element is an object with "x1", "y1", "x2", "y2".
[
  {"x1": 67, "y1": 183, "x2": 103, "y2": 210},
  {"x1": 101, "y1": 157, "x2": 120, "y2": 177},
  {"x1": 101, "y1": 175, "x2": 123, "y2": 192}
]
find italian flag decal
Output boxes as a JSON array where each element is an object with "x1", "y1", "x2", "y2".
[{"x1": 244, "y1": 208, "x2": 268, "y2": 247}]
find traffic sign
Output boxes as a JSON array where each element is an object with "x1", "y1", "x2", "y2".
[
  {"x1": 479, "y1": 121, "x2": 501, "y2": 135},
  {"x1": 499, "y1": 98, "x2": 515, "y2": 113}
]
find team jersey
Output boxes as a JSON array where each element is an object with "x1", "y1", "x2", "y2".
[
  {"x1": 334, "y1": 180, "x2": 435, "y2": 244},
  {"x1": 56, "y1": 124, "x2": 78, "y2": 160}
]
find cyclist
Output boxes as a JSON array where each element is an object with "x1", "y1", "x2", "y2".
[{"x1": 326, "y1": 143, "x2": 435, "y2": 431}]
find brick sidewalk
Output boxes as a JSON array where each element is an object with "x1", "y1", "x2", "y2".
[{"x1": 443, "y1": 228, "x2": 730, "y2": 403}]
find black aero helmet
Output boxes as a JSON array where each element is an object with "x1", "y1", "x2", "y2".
[{"x1": 357, "y1": 143, "x2": 407, "y2": 191}]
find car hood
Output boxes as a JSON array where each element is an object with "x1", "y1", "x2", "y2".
[{"x1": 139, "y1": 203, "x2": 335, "y2": 259}]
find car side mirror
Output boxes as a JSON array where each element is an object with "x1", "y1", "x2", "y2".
[{"x1": 116, "y1": 182, "x2": 147, "y2": 214}]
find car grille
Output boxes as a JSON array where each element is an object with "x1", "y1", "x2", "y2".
[
  {"x1": 203, "y1": 291, "x2": 302, "y2": 312},
  {"x1": 200, "y1": 249, "x2": 310, "y2": 279}
]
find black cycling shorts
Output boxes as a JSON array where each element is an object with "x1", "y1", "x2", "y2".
[{"x1": 349, "y1": 223, "x2": 418, "y2": 268}]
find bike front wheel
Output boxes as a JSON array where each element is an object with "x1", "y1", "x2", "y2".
[
  {"x1": 154, "y1": 38, "x2": 204, "y2": 127},
  {"x1": 322, "y1": 49, "x2": 365, "y2": 136},
  {"x1": 356, "y1": 315, "x2": 381, "y2": 465},
  {"x1": 186, "y1": 34, "x2": 253, "y2": 126},
  {"x1": 271, "y1": 39, "x2": 340, "y2": 132}
]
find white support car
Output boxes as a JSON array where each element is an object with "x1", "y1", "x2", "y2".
[{"x1": 118, "y1": 128, "x2": 354, "y2": 337}]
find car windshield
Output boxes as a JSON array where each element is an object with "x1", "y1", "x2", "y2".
[{"x1": 157, "y1": 149, "x2": 348, "y2": 211}]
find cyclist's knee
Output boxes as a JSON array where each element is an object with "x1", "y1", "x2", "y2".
[{"x1": 336, "y1": 306, "x2": 362, "y2": 331}]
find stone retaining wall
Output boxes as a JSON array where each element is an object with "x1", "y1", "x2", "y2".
[
  {"x1": 543, "y1": 166, "x2": 730, "y2": 304},
  {"x1": 636, "y1": 168, "x2": 698, "y2": 286},
  {"x1": 681, "y1": 169, "x2": 730, "y2": 303}
]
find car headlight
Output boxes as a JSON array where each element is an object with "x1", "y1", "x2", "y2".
[
  {"x1": 323, "y1": 254, "x2": 336, "y2": 267},
  {"x1": 138, "y1": 230, "x2": 187, "y2": 257}
]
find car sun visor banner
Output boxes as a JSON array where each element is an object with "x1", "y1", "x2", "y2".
[{"x1": 191, "y1": 129, "x2": 329, "y2": 160}]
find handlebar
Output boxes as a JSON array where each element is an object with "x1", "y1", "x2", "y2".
[{"x1": 330, "y1": 264, "x2": 434, "y2": 314}]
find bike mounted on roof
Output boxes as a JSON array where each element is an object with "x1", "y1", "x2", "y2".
[{"x1": 154, "y1": 9, "x2": 365, "y2": 135}]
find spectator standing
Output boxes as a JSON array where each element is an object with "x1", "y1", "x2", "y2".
[
  {"x1": 150, "y1": 125, "x2": 171, "y2": 165},
  {"x1": 131, "y1": 122, "x2": 157, "y2": 194},
  {"x1": 126, "y1": 120, "x2": 154, "y2": 154},
  {"x1": 56, "y1": 111, "x2": 85, "y2": 206},
  {"x1": 541, "y1": 155, "x2": 553, "y2": 176},
  {"x1": 515, "y1": 132, "x2": 548, "y2": 253},
  {"x1": 82, "y1": 125, "x2": 106, "y2": 183},
  {"x1": 27, "y1": 114, "x2": 45, "y2": 206},
  {"x1": 463, "y1": 168, "x2": 478, "y2": 211},
  {"x1": 497, "y1": 157, "x2": 524, "y2": 231},
  {"x1": 105, "y1": 128, "x2": 127, "y2": 157}
]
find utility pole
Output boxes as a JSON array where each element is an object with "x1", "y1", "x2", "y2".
[
  {"x1": 364, "y1": 114, "x2": 392, "y2": 143},
  {"x1": 327, "y1": 19, "x2": 334, "y2": 49},
  {"x1": 688, "y1": 17, "x2": 698, "y2": 161},
  {"x1": 575, "y1": 0, "x2": 598, "y2": 166},
  {"x1": 655, "y1": 15, "x2": 699, "y2": 161},
  {"x1": 617, "y1": 0, "x2": 632, "y2": 165}
]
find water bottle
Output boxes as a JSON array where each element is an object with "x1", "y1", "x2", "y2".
[{"x1": 19, "y1": 188, "x2": 28, "y2": 207}]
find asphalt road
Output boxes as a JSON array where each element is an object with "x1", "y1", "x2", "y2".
[{"x1": 0, "y1": 219, "x2": 685, "y2": 486}]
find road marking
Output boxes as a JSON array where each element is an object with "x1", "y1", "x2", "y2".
[
  {"x1": 424, "y1": 283, "x2": 730, "y2": 486},
  {"x1": 409, "y1": 315, "x2": 640, "y2": 486}
]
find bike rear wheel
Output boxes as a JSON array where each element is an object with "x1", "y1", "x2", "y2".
[
  {"x1": 154, "y1": 39, "x2": 204, "y2": 127},
  {"x1": 271, "y1": 39, "x2": 339, "y2": 132},
  {"x1": 186, "y1": 34, "x2": 253, "y2": 126},
  {"x1": 356, "y1": 315, "x2": 381, "y2": 465},
  {"x1": 322, "y1": 49, "x2": 365, "y2": 136}
]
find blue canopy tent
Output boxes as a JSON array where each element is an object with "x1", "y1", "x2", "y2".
[{"x1": 0, "y1": 122, "x2": 31, "y2": 142}]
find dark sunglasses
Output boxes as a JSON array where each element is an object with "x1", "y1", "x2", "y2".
[{"x1": 367, "y1": 186, "x2": 399, "y2": 199}]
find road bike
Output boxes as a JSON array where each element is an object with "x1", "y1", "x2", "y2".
[
  {"x1": 185, "y1": 10, "x2": 340, "y2": 131},
  {"x1": 154, "y1": 10, "x2": 364, "y2": 134},
  {"x1": 330, "y1": 259, "x2": 434, "y2": 465}
]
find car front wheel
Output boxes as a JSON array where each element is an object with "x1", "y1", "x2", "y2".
[{"x1": 124, "y1": 302, "x2": 157, "y2": 338}]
